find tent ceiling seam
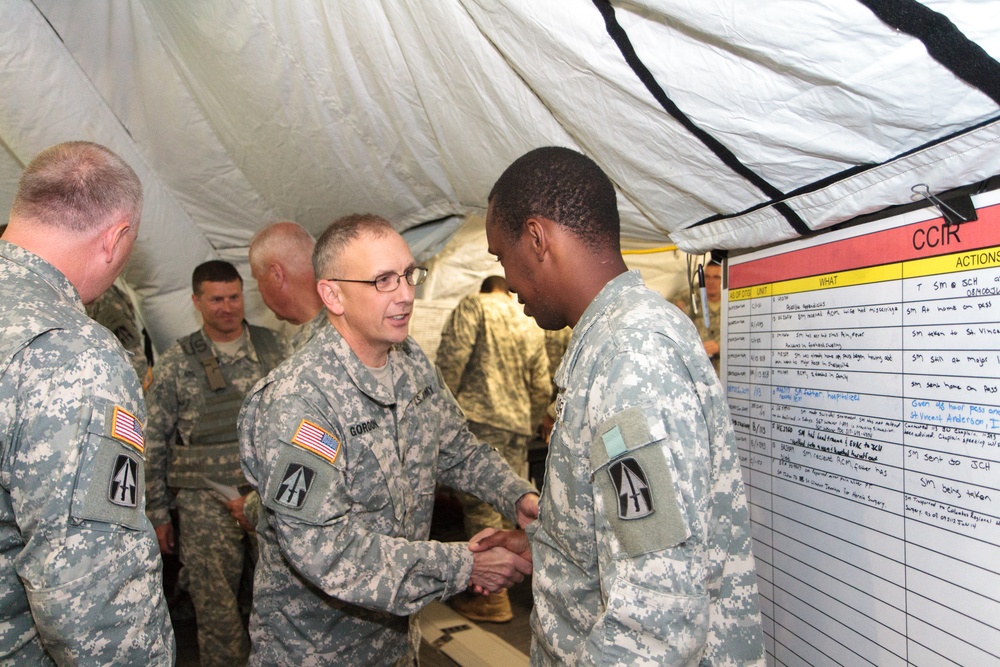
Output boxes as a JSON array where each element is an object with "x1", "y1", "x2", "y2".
[
  {"x1": 857, "y1": 0, "x2": 1000, "y2": 107},
  {"x1": 590, "y1": 0, "x2": 812, "y2": 238}
]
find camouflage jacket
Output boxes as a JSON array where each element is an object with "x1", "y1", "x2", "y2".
[
  {"x1": 529, "y1": 271, "x2": 764, "y2": 666},
  {"x1": 239, "y1": 323, "x2": 537, "y2": 666},
  {"x1": 290, "y1": 309, "x2": 329, "y2": 352},
  {"x1": 436, "y1": 291, "x2": 551, "y2": 435},
  {"x1": 145, "y1": 324, "x2": 286, "y2": 526},
  {"x1": 0, "y1": 242, "x2": 174, "y2": 665},
  {"x1": 85, "y1": 282, "x2": 149, "y2": 387}
]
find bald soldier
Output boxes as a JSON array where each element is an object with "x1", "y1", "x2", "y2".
[
  {"x1": 249, "y1": 221, "x2": 327, "y2": 351},
  {"x1": 0, "y1": 141, "x2": 174, "y2": 664},
  {"x1": 239, "y1": 213, "x2": 538, "y2": 665}
]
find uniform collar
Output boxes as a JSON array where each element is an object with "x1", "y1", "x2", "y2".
[
  {"x1": 315, "y1": 322, "x2": 405, "y2": 407},
  {"x1": 200, "y1": 322, "x2": 258, "y2": 362},
  {"x1": 0, "y1": 240, "x2": 84, "y2": 311},
  {"x1": 556, "y1": 270, "x2": 643, "y2": 386}
]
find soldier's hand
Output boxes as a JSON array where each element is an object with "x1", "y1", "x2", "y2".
[
  {"x1": 540, "y1": 413, "x2": 555, "y2": 443},
  {"x1": 155, "y1": 522, "x2": 175, "y2": 555},
  {"x1": 703, "y1": 339, "x2": 720, "y2": 357},
  {"x1": 470, "y1": 528, "x2": 530, "y2": 560},
  {"x1": 469, "y1": 543, "x2": 532, "y2": 594},
  {"x1": 226, "y1": 494, "x2": 255, "y2": 532},
  {"x1": 515, "y1": 492, "x2": 539, "y2": 528}
]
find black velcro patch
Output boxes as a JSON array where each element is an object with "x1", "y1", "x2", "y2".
[
  {"x1": 108, "y1": 454, "x2": 139, "y2": 508},
  {"x1": 274, "y1": 463, "x2": 315, "y2": 509},
  {"x1": 609, "y1": 457, "x2": 654, "y2": 520}
]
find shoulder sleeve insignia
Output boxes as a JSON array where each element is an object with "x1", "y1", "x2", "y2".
[
  {"x1": 110, "y1": 406, "x2": 145, "y2": 454},
  {"x1": 291, "y1": 419, "x2": 341, "y2": 465},
  {"x1": 274, "y1": 463, "x2": 315, "y2": 509},
  {"x1": 608, "y1": 457, "x2": 654, "y2": 519},
  {"x1": 108, "y1": 454, "x2": 139, "y2": 508}
]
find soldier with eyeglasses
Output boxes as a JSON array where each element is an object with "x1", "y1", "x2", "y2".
[{"x1": 238, "y1": 213, "x2": 540, "y2": 665}]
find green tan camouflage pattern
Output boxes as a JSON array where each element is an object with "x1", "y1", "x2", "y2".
[{"x1": 436, "y1": 291, "x2": 551, "y2": 435}]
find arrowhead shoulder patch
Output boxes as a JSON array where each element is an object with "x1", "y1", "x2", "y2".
[
  {"x1": 609, "y1": 457, "x2": 654, "y2": 520},
  {"x1": 590, "y1": 406, "x2": 691, "y2": 557},
  {"x1": 274, "y1": 463, "x2": 315, "y2": 509},
  {"x1": 108, "y1": 454, "x2": 139, "y2": 508}
]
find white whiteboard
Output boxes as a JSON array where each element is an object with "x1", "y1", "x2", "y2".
[{"x1": 725, "y1": 191, "x2": 1000, "y2": 666}]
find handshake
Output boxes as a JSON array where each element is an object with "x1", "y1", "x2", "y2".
[
  {"x1": 466, "y1": 527, "x2": 533, "y2": 596},
  {"x1": 464, "y1": 491, "x2": 539, "y2": 595}
]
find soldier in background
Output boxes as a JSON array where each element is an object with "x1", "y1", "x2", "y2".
[
  {"x1": 540, "y1": 326, "x2": 571, "y2": 443},
  {"x1": 145, "y1": 260, "x2": 286, "y2": 666},
  {"x1": 686, "y1": 261, "x2": 723, "y2": 376},
  {"x1": 0, "y1": 141, "x2": 174, "y2": 664},
  {"x1": 248, "y1": 221, "x2": 327, "y2": 351},
  {"x1": 239, "y1": 214, "x2": 538, "y2": 665},
  {"x1": 87, "y1": 280, "x2": 152, "y2": 390},
  {"x1": 246, "y1": 222, "x2": 327, "y2": 530},
  {"x1": 479, "y1": 147, "x2": 764, "y2": 665},
  {"x1": 436, "y1": 275, "x2": 551, "y2": 622}
]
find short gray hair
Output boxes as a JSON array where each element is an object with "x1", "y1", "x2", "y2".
[
  {"x1": 313, "y1": 213, "x2": 395, "y2": 279},
  {"x1": 10, "y1": 141, "x2": 142, "y2": 233},
  {"x1": 249, "y1": 221, "x2": 315, "y2": 273}
]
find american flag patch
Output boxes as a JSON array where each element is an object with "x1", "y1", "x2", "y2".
[
  {"x1": 111, "y1": 406, "x2": 144, "y2": 453},
  {"x1": 291, "y1": 419, "x2": 341, "y2": 465}
]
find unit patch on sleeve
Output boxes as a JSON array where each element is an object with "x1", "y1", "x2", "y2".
[
  {"x1": 110, "y1": 405, "x2": 145, "y2": 454},
  {"x1": 608, "y1": 457, "x2": 654, "y2": 520},
  {"x1": 274, "y1": 463, "x2": 315, "y2": 509},
  {"x1": 291, "y1": 419, "x2": 341, "y2": 465},
  {"x1": 108, "y1": 454, "x2": 139, "y2": 508},
  {"x1": 591, "y1": 406, "x2": 691, "y2": 557}
]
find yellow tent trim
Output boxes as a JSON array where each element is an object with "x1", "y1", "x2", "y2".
[{"x1": 622, "y1": 245, "x2": 677, "y2": 255}]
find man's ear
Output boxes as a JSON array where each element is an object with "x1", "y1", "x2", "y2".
[
  {"x1": 103, "y1": 217, "x2": 132, "y2": 263},
  {"x1": 524, "y1": 216, "x2": 550, "y2": 262},
  {"x1": 268, "y1": 263, "x2": 285, "y2": 287},
  {"x1": 316, "y1": 279, "x2": 345, "y2": 316}
]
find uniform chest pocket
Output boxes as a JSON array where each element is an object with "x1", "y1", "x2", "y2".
[{"x1": 71, "y1": 399, "x2": 147, "y2": 532}]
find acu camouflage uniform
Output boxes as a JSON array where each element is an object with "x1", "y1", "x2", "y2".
[
  {"x1": 239, "y1": 323, "x2": 538, "y2": 666},
  {"x1": 0, "y1": 242, "x2": 174, "y2": 665},
  {"x1": 289, "y1": 310, "x2": 329, "y2": 352},
  {"x1": 146, "y1": 323, "x2": 286, "y2": 667},
  {"x1": 243, "y1": 311, "x2": 327, "y2": 528},
  {"x1": 436, "y1": 291, "x2": 550, "y2": 535},
  {"x1": 86, "y1": 281, "x2": 150, "y2": 389},
  {"x1": 530, "y1": 271, "x2": 764, "y2": 666}
]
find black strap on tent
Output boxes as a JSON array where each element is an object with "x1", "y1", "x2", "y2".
[
  {"x1": 857, "y1": 0, "x2": 1000, "y2": 107},
  {"x1": 590, "y1": 0, "x2": 812, "y2": 237}
]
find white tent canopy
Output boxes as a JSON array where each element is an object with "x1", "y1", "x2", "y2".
[{"x1": 2, "y1": 0, "x2": 998, "y2": 350}]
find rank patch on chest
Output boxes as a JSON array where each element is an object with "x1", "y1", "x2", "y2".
[
  {"x1": 109, "y1": 454, "x2": 139, "y2": 508},
  {"x1": 609, "y1": 457, "x2": 654, "y2": 520},
  {"x1": 110, "y1": 406, "x2": 144, "y2": 453},
  {"x1": 413, "y1": 385, "x2": 434, "y2": 405},
  {"x1": 291, "y1": 419, "x2": 341, "y2": 465},
  {"x1": 274, "y1": 463, "x2": 315, "y2": 509}
]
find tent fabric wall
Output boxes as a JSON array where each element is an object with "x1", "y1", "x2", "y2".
[{"x1": 1, "y1": 0, "x2": 998, "y2": 350}]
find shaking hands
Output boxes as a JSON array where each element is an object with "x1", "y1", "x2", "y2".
[{"x1": 465, "y1": 491, "x2": 539, "y2": 594}]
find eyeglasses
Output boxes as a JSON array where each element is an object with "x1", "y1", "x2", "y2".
[{"x1": 326, "y1": 266, "x2": 428, "y2": 292}]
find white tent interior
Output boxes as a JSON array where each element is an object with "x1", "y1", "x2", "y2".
[
  {"x1": 2, "y1": 0, "x2": 998, "y2": 352},
  {"x1": 4, "y1": 3, "x2": 1000, "y2": 665}
]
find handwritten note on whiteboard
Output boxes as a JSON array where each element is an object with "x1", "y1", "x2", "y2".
[{"x1": 725, "y1": 191, "x2": 1000, "y2": 666}]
